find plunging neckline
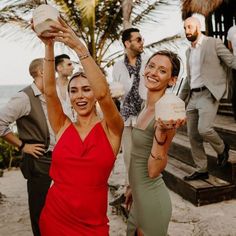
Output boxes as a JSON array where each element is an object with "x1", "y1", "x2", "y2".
[
  {"x1": 134, "y1": 117, "x2": 155, "y2": 131},
  {"x1": 71, "y1": 122, "x2": 100, "y2": 143}
]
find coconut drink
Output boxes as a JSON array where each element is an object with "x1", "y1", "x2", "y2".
[
  {"x1": 155, "y1": 93, "x2": 186, "y2": 123},
  {"x1": 33, "y1": 4, "x2": 60, "y2": 37}
]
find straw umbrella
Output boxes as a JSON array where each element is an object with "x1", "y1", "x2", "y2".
[{"x1": 181, "y1": 0, "x2": 224, "y2": 19}]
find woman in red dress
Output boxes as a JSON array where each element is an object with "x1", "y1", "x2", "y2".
[{"x1": 35, "y1": 18, "x2": 124, "y2": 235}]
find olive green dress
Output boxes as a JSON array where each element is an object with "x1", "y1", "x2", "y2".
[{"x1": 127, "y1": 119, "x2": 172, "y2": 236}]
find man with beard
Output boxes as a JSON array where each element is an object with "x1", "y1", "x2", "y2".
[
  {"x1": 110, "y1": 28, "x2": 147, "y2": 205},
  {"x1": 179, "y1": 17, "x2": 236, "y2": 181}
]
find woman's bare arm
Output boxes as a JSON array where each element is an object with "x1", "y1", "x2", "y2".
[
  {"x1": 147, "y1": 118, "x2": 185, "y2": 178},
  {"x1": 39, "y1": 39, "x2": 68, "y2": 134},
  {"x1": 48, "y1": 18, "x2": 123, "y2": 143}
]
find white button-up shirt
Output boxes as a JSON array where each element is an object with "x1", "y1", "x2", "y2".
[
  {"x1": 112, "y1": 54, "x2": 148, "y2": 126},
  {"x1": 0, "y1": 83, "x2": 56, "y2": 151},
  {"x1": 189, "y1": 34, "x2": 205, "y2": 89},
  {"x1": 227, "y1": 25, "x2": 236, "y2": 56}
]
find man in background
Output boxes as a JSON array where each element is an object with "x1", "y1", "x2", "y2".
[
  {"x1": 55, "y1": 54, "x2": 74, "y2": 119},
  {"x1": 180, "y1": 17, "x2": 236, "y2": 181},
  {"x1": 0, "y1": 58, "x2": 55, "y2": 236},
  {"x1": 110, "y1": 27, "x2": 147, "y2": 205},
  {"x1": 227, "y1": 25, "x2": 236, "y2": 120}
]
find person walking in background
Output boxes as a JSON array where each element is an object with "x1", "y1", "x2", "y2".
[
  {"x1": 55, "y1": 53, "x2": 75, "y2": 119},
  {"x1": 126, "y1": 50, "x2": 185, "y2": 236},
  {"x1": 227, "y1": 25, "x2": 236, "y2": 121},
  {"x1": 0, "y1": 58, "x2": 55, "y2": 236},
  {"x1": 179, "y1": 17, "x2": 236, "y2": 181},
  {"x1": 111, "y1": 27, "x2": 148, "y2": 205},
  {"x1": 34, "y1": 17, "x2": 123, "y2": 235}
]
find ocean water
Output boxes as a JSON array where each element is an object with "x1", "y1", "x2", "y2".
[{"x1": 0, "y1": 85, "x2": 26, "y2": 109}]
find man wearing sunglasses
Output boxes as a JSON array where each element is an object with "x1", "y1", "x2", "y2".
[{"x1": 110, "y1": 27, "x2": 148, "y2": 206}]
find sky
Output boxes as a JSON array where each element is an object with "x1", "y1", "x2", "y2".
[
  {"x1": 0, "y1": 2, "x2": 189, "y2": 86},
  {"x1": 0, "y1": 35, "x2": 79, "y2": 86}
]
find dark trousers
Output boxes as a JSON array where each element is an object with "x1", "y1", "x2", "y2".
[
  {"x1": 27, "y1": 174, "x2": 51, "y2": 236},
  {"x1": 20, "y1": 154, "x2": 51, "y2": 236}
]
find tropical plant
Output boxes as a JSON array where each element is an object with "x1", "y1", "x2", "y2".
[
  {"x1": 0, "y1": 0, "x2": 181, "y2": 68},
  {"x1": 0, "y1": 137, "x2": 21, "y2": 169}
]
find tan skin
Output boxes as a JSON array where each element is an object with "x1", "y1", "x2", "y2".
[
  {"x1": 228, "y1": 41, "x2": 233, "y2": 52},
  {"x1": 125, "y1": 54, "x2": 186, "y2": 235},
  {"x1": 34, "y1": 17, "x2": 123, "y2": 156}
]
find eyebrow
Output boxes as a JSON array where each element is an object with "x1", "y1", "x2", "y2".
[{"x1": 70, "y1": 85, "x2": 91, "y2": 89}]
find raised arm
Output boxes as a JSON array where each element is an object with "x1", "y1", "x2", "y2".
[
  {"x1": 49, "y1": 18, "x2": 123, "y2": 142},
  {"x1": 37, "y1": 38, "x2": 68, "y2": 134}
]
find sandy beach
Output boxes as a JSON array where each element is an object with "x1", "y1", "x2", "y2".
[{"x1": 1, "y1": 153, "x2": 236, "y2": 236}]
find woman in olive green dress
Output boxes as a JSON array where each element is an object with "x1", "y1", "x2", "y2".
[{"x1": 126, "y1": 50, "x2": 185, "y2": 236}]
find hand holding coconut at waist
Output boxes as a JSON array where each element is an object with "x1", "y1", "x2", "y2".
[{"x1": 155, "y1": 92, "x2": 186, "y2": 130}]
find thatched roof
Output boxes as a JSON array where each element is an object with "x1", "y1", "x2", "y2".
[{"x1": 181, "y1": 0, "x2": 224, "y2": 19}]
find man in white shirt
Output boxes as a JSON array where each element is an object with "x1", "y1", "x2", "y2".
[
  {"x1": 55, "y1": 54, "x2": 75, "y2": 119},
  {"x1": 227, "y1": 25, "x2": 236, "y2": 120},
  {"x1": 111, "y1": 28, "x2": 147, "y2": 205},
  {"x1": 179, "y1": 17, "x2": 236, "y2": 181}
]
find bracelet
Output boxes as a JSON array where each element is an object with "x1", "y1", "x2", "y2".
[
  {"x1": 150, "y1": 152, "x2": 163, "y2": 160},
  {"x1": 18, "y1": 140, "x2": 26, "y2": 152},
  {"x1": 78, "y1": 52, "x2": 90, "y2": 61},
  {"x1": 154, "y1": 133, "x2": 167, "y2": 146},
  {"x1": 44, "y1": 58, "x2": 55, "y2": 62},
  {"x1": 154, "y1": 126, "x2": 167, "y2": 145}
]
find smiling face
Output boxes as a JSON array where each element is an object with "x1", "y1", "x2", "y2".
[
  {"x1": 68, "y1": 75, "x2": 96, "y2": 117},
  {"x1": 144, "y1": 54, "x2": 177, "y2": 92}
]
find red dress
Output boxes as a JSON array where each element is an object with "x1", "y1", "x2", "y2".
[{"x1": 39, "y1": 122, "x2": 115, "y2": 236}]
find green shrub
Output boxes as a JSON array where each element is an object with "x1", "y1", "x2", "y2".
[{"x1": 0, "y1": 138, "x2": 22, "y2": 169}]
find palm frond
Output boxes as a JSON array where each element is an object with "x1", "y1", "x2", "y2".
[
  {"x1": 145, "y1": 34, "x2": 183, "y2": 51},
  {"x1": 0, "y1": 0, "x2": 183, "y2": 69},
  {"x1": 132, "y1": 0, "x2": 179, "y2": 25},
  {"x1": 0, "y1": 0, "x2": 42, "y2": 25},
  {"x1": 75, "y1": 0, "x2": 98, "y2": 21}
]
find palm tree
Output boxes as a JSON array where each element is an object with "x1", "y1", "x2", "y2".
[{"x1": 0, "y1": 0, "x2": 181, "y2": 68}]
